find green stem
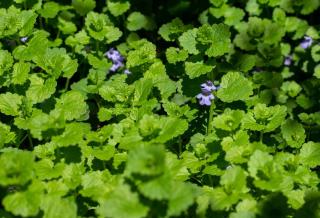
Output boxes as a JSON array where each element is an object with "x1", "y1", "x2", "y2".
[
  {"x1": 260, "y1": 131, "x2": 263, "y2": 143},
  {"x1": 64, "y1": 78, "x2": 70, "y2": 91},
  {"x1": 17, "y1": 134, "x2": 28, "y2": 148},
  {"x1": 178, "y1": 139, "x2": 182, "y2": 158},
  {"x1": 56, "y1": 30, "x2": 61, "y2": 40},
  {"x1": 306, "y1": 124, "x2": 311, "y2": 141},
  {"x1": 207, "y1": 102, "x2": 215, "y2": 135},
  {"x1": 39, "y1": 17, "x2": 43, "y2": 29},
  {"x1": 96, "y1": 41, "x2": 100, "y2": 54},
  {"x1": 28, "y1": 133, "x2": 33, "y2": 149},
  {"x1": 209, "y1": 175, "x2": 213, "y2": 187},
  {"x1": 94, "y1": 97, "x2": 101, "y2": 109}
]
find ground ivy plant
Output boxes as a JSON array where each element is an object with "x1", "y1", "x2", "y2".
[{"x1": 0, "y1": 0, "x2": 320, "y2": 217}]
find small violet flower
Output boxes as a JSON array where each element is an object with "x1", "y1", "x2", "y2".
[
  {"x1": 124, "y1": 69, "x2": 131, "y2": 75},
  {"x1": 300, "y1": 36, "x2": 313, "y2": 49},
  {"x1": 201, "y1": 80, "x2": 218, "y2": 93},
  {"x1": 104, "y1": 48, "x2": 123, "y2": 62},
  {"x1": 197, "y1": 80, "x2": 219, "y2": 106},
  {"x1": 104, "y1": 48, "x2": 126, "y2": 73},
  {"x1": 110, "y1": 60, "x2": 124, "y2": 72},
  {"x1": 196, "y1": 92, "x2": 215, "y2": 106},
  {"x1": 284, "y1": 55, "x2": 292, "y2": 66},
  {"x1": 20, "y1": 37, "x2": 28, "y2": 43}
]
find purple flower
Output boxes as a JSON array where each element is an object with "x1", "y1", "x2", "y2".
[
  {"x1": 300, "y1": 36, "x2": 313, "y2": 49},
  {"x1": 104, "y1": 48, "x2": 126, "y2": 72},
  {"x1": 196, "y1": 80, "x2": 219, "y2": 106},
  {"x1": 196, "y1": 92, "x2": 214, "y2": 106},
  {"x1": 110, "y1": 61, "x2": 124, "y2": 72},
  {"x1": 201, "y1": 81, "x2": 218, "y2": 93},
  {"x1": 20, "y1": 37, "x2": 28, "y2": 43},
  {"x1": 104, "y1": 48, "x2": 124, "y2": 63},
  {"x1": 284, "y1": 55, "x2": 292, "y2": 66},
  {"x1": 124, "y1": 69, "x2": 131, "y2": 75}
]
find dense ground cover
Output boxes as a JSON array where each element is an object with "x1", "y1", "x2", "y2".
[{"x1": 0, "y1": 0, "x2": 320, "y2": 217}]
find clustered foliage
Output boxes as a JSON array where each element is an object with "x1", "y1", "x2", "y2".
[{"x1": 0, "y1": 0, "x2": 320, "y2": 217}]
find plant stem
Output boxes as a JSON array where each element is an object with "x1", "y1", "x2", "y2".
[
  {"x1": 207, "y1": 102, "x2": 215, "y2": 135},
  {"x1": 28, "y1": 133, "x2": 33, "y2": 149},
  {"x1": 64, "y1": 78, "x2": 70, "y2": 91},
  {"x1": 17, "y1": 134, "x2": 28, "y2": 148},
  {"x1": 178, "y1": 139, "x2": 182, "y2": 158},
  {"x1": 96, "y1": 41, "x2": 100, "y2": 54},
  {"x1": 260, "y1": 131, "x2": 263, "y2": 143},
  {"x1": 39, "y1": 17, "x2": 43, "y2": 29}
]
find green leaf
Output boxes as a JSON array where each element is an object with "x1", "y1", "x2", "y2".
[
  {"x1": 98, "y1": 107, "x2": 112, "y2": 122},
  {"x1": 242, "y1": 104, "x2": 287, "y2": 132},
  {"x1": 127, "y1": 12, "x2": 155, "y2": 31},
  {"x1": 32, "y1": 48, "x2": 78, "y2": 79},
  {"x1": 26, "y1": 75, "x2": 56, "y2": 104},
  {"x1": 126, "y1": 144, "x2": 166, "y2": 176},
  {"x1": 0, "y1": 50, "x2": 13, "y2": 76},
  {"x1": 107, "y1": 1, "x2": 130, "y2": 17},
  {"x1": 224, "y1": 7, "x2": 245, "y2": 26},
  {"x1": 97, "y1": 184, "x2": 149, "y2": 218},
  {"x1": 213, "y1": 109, "x2": 244, "y2": 131},
  {"x1": 34, "y1": 159, "x2": 65, "y2": 180},
  {"x1": 300, "y1": 0, "x2": 320, "y2": 15},
  {"x1": 0, "y1": 122, "x2": 16, "y2": 148},
  {"x1": 72, "y1": 0, "x2": 96, "y2": 16},
  {"x1": 133, "y1": 78, "x2": 153, "y2": 105},
  {"x1": 197, "y1": 24, "x2": 231, "y2": 57},
  {"x1": 185, "y1": 61, "x2": 214, "y2": 79},
  {"x1": 52, "y1": 122, "x2": 90, "y2": 146},
  {"x1": 314, "y1": 64, "x2": 320, "y2": 79},
  {"x1": 144, "y1": 61, "x2": 177, "y2": 99},
  {"x1": 209, "y1": 187, "x2": 240, "y2": 210},
  {"x1": 0, "y1": 92, "x2": 23, "y2": 116},
  {"x1": 127, "y1": 40, "x2": 156, "y2": 67},
  {"x1": 264, "y1": 22, "x2": 285, "y2": 44},
  {"x1": 220, "y1": 166, "x2": 248, "y2": 194},
  {"x1": 14, "y1": 110, "x2": 63, "y2": 140},
  {"x1": 217, "y1": 72, "x2": 253, "y2": 102},
  {"x1": 54, "y1": 90, "x2": 89, "y2": 121},
  {"x1": 58, "y1": 17, "x2": 77, "y2": 34},
  {"x1": 178, "y1": 28, "x2": 199, "y2": 54},
  {"x1": 99, "y1": 74, "x2": 133, "y2": 102},
  {"x1": 105, "y1": 26, "x2": 123, "y2": 43},
  {"x1": 299, "y1": 142, "x2": 320, "y2": 168},
  {"x1": 40, "y1": 196, "x2": 77, "y2": 218},
  {"x1": 88, "y1": 54, "x2": 111, "y2": 70},
  {"x1": 3, "y1": 181, "x2": 43, "y2": 217},
  {"x1": 85, "y1": 12, "x2": 111, "y2": 41},
  {"x1": 281, "y1": 81, "x2": 302, "y2": 98},
  {"x1": 0, "y1": 149, "x2": 34, "y2": 186},
  {"x1": 159, "y1": 18, "x2": 190, "y2": 41},
  {"x1": 155, "y1": 117, "x2": 189, "y2": 143},
  {"x1": 138, "y1": 173, "x2": 172, "y2": 200},
  {"x1": 12, "y1": 61, "x2": 30, "y2": 85},
  {"x1": 38, "y1": 2, "x2": 60, "y2": 19},
  {"x1": 0, "y1": 7, "x2": 22, "y2": 37},
  {"x1": 65, "y1": 30, "x2": 90, "y2": 48},
  {"x1": 166, "y1": 47, "x2": 188, "y2": 64},
  {"x1": 232, "y1": 54, "x2": 256, "y2": 72},
  {"x1": 311, "y1": 45, "x2": 320, "y2": 62},
  {"x1": 19, "y1": 10, "x2": 37, "y2": 36},
  {"x1": 80, "y1": 170, "x2": 113, "y2": 201},
  {"x1": 281, "y1": 119, "x2": 306, "y2": 148},
  {"x1": 167, "y1": 183, "x2": 199, "y2": 217},
  {"x1": 248, "y1": 150, "x2": 293, "y2": 192},
  {"x1": 221, "y1": 130, "x2": 252, "y2": 164}
]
